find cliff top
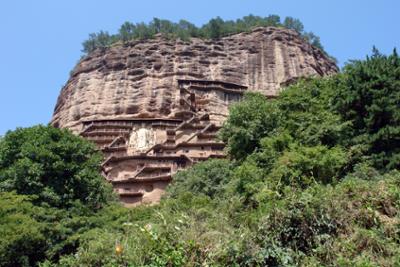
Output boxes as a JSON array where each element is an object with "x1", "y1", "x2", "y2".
[
  {"x1": 81, "y1": 15, "x2": 333, "y2": 60},
  {"x1": 53, "y1": 26, "x2": 338, "y2": 131}
]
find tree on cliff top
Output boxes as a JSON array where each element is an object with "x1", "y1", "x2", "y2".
[{"x1": 81, "y1": 15, "x2": 332, "y2": 59}]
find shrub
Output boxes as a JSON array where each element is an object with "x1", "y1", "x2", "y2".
[
  {"x1": 168, "y1": 159, "x2": 233, "y2": 199},
  {"x1": 269, "y1": 144, "x2": 348, "y2": 188}
]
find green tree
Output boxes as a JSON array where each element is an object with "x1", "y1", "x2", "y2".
[
  {"x1": 263, "y1": 15, "x2": 281, "y2": 27},
  {"x1": 82, "y1": 31, "x2": 113, "y2": 54},
  {"x1": 95, "y1": 31, "x2": 113, "y2": 48},
  {"x1": 303, "y1": 32, "x2": 323, "y2": 49},
  {"x1": 0, "y1": 125, "x2": 113, "y2": 208},
  {"x1": 167, "y1": 159, "x2": 233, "y2": 199},
  {"x1": 81, "y1": 33, "x2": 97, "y2": 54},
  {"x1": 205, "y1": 17, "x2": 224, "y2": 39},
  {"x1": 283, "y1": 17, "x2": 304, "y2": 33},
  {"x1": 334, "y1": 48, "x2": 400, "y2": 170},
  {"x1": 177, "y1": 19, "x2": 198, "y2": 37},
  {"x1": 0, "y1": 192, "x2": 47, "y2": 267},
  {"x1": 134, "y1": 22, "x2": 155, "y2": 39},
  {"x1": 220, "y1": 92, "x2": 282, "y2": 161},
  {"x1": 151, "y1": 17, "x2": 162, "y2": 33},
  {"x1": 277, "y1": 78, "x2": 351, "y2": 147},
  {"x1": 119, "y1": 22, "x2": 136, "y2": 43}
]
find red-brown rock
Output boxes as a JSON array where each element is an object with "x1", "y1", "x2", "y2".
[{"x1": 51, "y1": 27, "x2": 338, "y2": 206}]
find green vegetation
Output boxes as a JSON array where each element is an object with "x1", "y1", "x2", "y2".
[
  {"x1": 0, "y1": 126, "x2": 116, "y2": 266},
  {"x1": 0, "y1": 125, "x2": 113, "y2": 208},
  {"x1": 333, "y1": 48, "x2": 400, "y2": 170},
  {"x1": 82, "y1": 15, "x2": 328, "y2": 58},
  {"x1": 0, "y1": 49, "x2": 399, "y2": 266}
]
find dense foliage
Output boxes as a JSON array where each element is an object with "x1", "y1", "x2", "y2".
[
  {"x1": 1, "y1": 50, "x2": 399, "y2": 266},
  {"x1": 0, "y1": 126, "x2": 116, "y2": 266},
  {"x1": 334, "y1": 48, "x2": 400, "y2": 170},
  {"x1": 82, "y1": 15, "x2": 328, "y2": 57},
  {"x1": 0, "y1": 193, "x2": 47, "y2": 266},
  {"x1": 0, "y1": 125, "x2": 113, "y2": 208},
  {"x1": 41, "y1": 169, "x2": 400, "y2": 267}
]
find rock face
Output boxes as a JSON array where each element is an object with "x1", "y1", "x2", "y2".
[{"x1": 51, "y1": 27, "x2": 338, "y2": 206}]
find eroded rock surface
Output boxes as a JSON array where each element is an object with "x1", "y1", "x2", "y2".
[{"x1": 52, "y1": 27, "x2": 337, "y2": 132}]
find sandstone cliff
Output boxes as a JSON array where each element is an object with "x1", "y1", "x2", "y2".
[{"x1": 51, "y1": 27, "x2": 338, "y2": 132}]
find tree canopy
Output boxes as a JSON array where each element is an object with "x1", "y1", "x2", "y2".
[
  {"x1": 334, "y1": 48, "x2": 400, "y2": 170},
  {"x1": 81, "y1": 15, "x2": 329, "y2": 59},
  {"x1": 0, "y1": 125, "x2": 113, "y2": 209}
]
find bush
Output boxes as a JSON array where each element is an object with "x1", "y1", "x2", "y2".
[
  {"x1": 226, "y1": 171, "x2": 400, "y2": 266},
  {"x1": 269, "y1": 144, "x2": 348, "y2": 188},
  {"x1": 167, "y1": 159, "x2": 233, "y2": 199}
]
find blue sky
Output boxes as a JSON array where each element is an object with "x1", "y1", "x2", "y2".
[{"x1": 0, "y1": 0, "x2": 399, "y2": 135}]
